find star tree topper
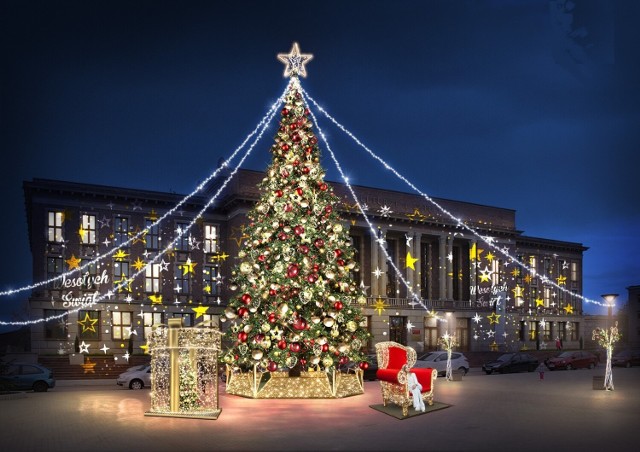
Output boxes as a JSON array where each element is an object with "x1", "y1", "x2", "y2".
[{"x1": 278, "y1": 42, "x2": 313, "y2": 78}]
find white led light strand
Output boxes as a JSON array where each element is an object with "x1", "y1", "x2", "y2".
[
  {"x1": 0, "y1": 86, "x2": 285, "y2": 326},
  {"x1": 302, "y1": 93, "x2": 429, "y2": 313},
  {"x1": 0, "y1": 87, "x2": 288, "y2": 299},
  {"x1": 302, "y1": 89, "x2": 607, "y2": 308}
]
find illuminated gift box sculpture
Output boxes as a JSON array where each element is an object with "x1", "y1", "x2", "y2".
[{"x1": 145, "y1": 318, "x2": 223, "y2": 419}]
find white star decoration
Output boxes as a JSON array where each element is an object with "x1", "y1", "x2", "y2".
[
  {"x1": 378, "y1": 205, "x2": 393, "y2": 217},
  {"x1": 405, "y1": 233, "x2": 413, "y2": 247},
  {"x1": 406, "y1": 321, "x2": 414, "y2": 332},
  {"x1": 372, "y1": 267, "x2": 384, "y2": 279},
  {"x1": 472, "y1": 313, "x2": 483, "y2": 324},
  {"x1": 79, "y1": 341, "x2": 90, "y2": 353},
  {"x1": 123, "y1": 351, "x2": 130, "y2": 362},
  {"x1": 100, "y1": 344, "x2": 109, "y2": 354},
  {"x1": 278, "y1": 42, "x2": 313, "y2": 78}
]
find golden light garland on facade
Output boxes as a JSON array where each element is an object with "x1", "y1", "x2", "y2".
[{"x1": 145, "y1": 318, "x2": 223, "y2": 419}]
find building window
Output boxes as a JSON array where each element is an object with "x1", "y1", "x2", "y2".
[
  {"x1": 173, "y1": 313, "x2": 193, "y2": 327},
  {"x1": 175, "y1": 222, "x2": 190, "y2": 252},
  {"x1": 78, "y1": 310, "x2": 100, "y2": 340},
  {"x1": 175, "y1": 260, "x2": 192, "y2": 294},
  {"x1": 528, "y1": 321, "x2": 539, "y2": 341},
  {"x1": 80, "y1": 214, "x2": 97, "y2": 245},
  {"x1": 529, "y1": 287, "x2": 538, "y2": 310},
  {"x1": 44, "y1": 310, "x2": 68, "y2": 339},
  {"x1": 529, "y1": 256, "x2": 537, "y2": 278},
  {"x1": 47, "y1": 211, "x2": 64, "y2": 243},
  {"x1": 204, "y1": 224, "x2": 218, "y2": 254},
  {"x1": 558, "y1": 322, "x2": 567, "y2": 341},
  {"x1": 47, "y1": 256, "x2": 64, "y2": 289},
  {"x1": 386, "y1": 238, "x2": 397, "y2": 297},
  {"x1": 111, "y1": 311, "x2": 132, "y2": 340},
  {"x1": 203, "y1": 265, "x2": 220, "y2": 297},
  {"x1": 145, "y1": 219, "x2": 160, "y2": 250},
  {"x1": 389, "y1": 316, "x2": 406, "y2": 344},
  {"x1": 145, "y1": 263, "x2": 161, "y2": 293},
  {"x1": 543, "y1": 286, "x2": 551, "y2": 308},
  {"x1": 114, "y1": 217, "x2": 129, "y2": 248},
  {"x1": 491, "y1": 259, "x2": 501, "y2": 286},
  {"x1": 143, "y1": 312, "x2": 163, "y2": 339},
  {"x1": 114, "y1": 261, "x2": 131, "y2": 293},
  {"x1": 570, "y1": 322, "x2": 579, "y2": 341},
  {"x1": 542, "y1": 321, "x2": 552, "y2": 341},
  {"x1": 81, "y1": 259, "x2": 98, "y2": 290},
  {"x1": 519, "y1": 320, "x2": 526, "y2": 341},
  {"x1": 456, "y1": 318, "x2": 469, "y2": 351},
  {"x1": 349, "y1": 234, "x2": 362, "y2": 285},
  {"x1": 543, "y1": 257, "x2": 552, "y2": 277},
  {"x1": 571, "y1": 262, "x2": 578, "y2": 282}
]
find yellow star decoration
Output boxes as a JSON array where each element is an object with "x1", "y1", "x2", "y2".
[
  {"x1": 209, "y1": 252, "x2": 229, "y2": 263},
  {"x1": 485, "y1": 252, "x2": 495, "y2": 262},
  {"x1": 128, "y1": 226, "x2": 147, "y2": 245},
  {"x1": 556, "y1": 275, "x2": 567, "y2": 285},
  {"x1": 180, "y1": 258, "x2": 197, "y2": 275},
  {"x1": 524, "y1": 274, "x2": 533, "y2": 284},
  {"x1": 82, "y1": 358, "x2": 96, "y2": 374},
  {"x1": 148, "y1": 209, "x2": 158, "y2": 221},
  {"x1": 405, "y1": 251, "x2": 419, "y2": 270},
  {"x1": 203, "y1": 285, "x2": 212, "y2": 294},
  {"x1": 149, "y1": 294, "x2": 163, "y2": 305},
  {"x1": 487, "y1": 312, "x2": 501, "y2": 324},
  {"x1": 490, "y1": 341, "x2": 499, "y2": 351},
  {"x1": 77, "y1": 312, "x2": 98, "y2": 333},
  {"x1": 277, "y1": 42, "x2": 313, "y2": 78},
  {"x1": 132, "y1": 257, "x2": 146, "y2": 272},
  {"x1": 78, "y1": 225, "x2": 87, "y2": 242},
  {"x1": 230, "y1": 226, "x2": 250, "y2": 246},
  {"x1": 373, "y1": 298, "x2": 387, "y2": 316},
  {"x1": 65, "y1": 254, "x2": 82, "y2": 270},
  {"x1": 563, "y1": 304, "x2": 574, "y2": 314},
  {"x1": 512, "y1": 285, "x2": 524, "y2": 298},
  {"x1": 115, "y1": 277, "x2": 133, "y2": 293},
  {"x1": 510, "y1": 268, "x2": 521, "y2": 277},
  {"x1": 470, "y1": 242, "x2": 484, "y2": 261},
  {"x1": 535, "y1": 297, "x2": 545, "y2": 307},
  {"x1": 350, "y1": 219, "x2": 356, "y2": 226},
  {"x1": 406, "y1": 208, "x2": 427, "y2": 222},
  {"x1": 113, "y1": 249, "x2": 129, "y2": 261},
  {"x1": 192, "y1": 306, "x2": 209, "y2": 319},
  {"x1": 478, "y1": 270, "x2": 491, "y2": 283},
  {"x1": 139, "y1": 343, "x2": 150, "y2": 354}
]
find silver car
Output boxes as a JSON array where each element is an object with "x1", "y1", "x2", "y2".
[
  {"x1": 116, "y1": 364, "x2": 151, "y2": 390},
  {"x1": 413, "y1": 351, "x2": 470, "y2": 376}
]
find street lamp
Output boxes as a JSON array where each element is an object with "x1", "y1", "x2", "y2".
[{"x1": 601, "y1": 293, "x2": 618, "y2": 323}]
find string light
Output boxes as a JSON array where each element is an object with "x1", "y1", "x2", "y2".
[
  {"x1": 0, "y1": 87, "x2": 284, "y2": 327},
  {"x1": 302, "y1": 88, "x2": 608, "y2": 308},
  {"x1": 0, "y1": 87, "x2": 287, "y2": 300}
]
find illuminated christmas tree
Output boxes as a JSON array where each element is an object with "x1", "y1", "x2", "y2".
[{"x1": 222, "y1": 43, "x2": 370, "y2": 378}]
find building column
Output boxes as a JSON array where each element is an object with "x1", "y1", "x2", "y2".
[
  {"x1": 446, "y1": 235, "x2": 453, "y2": 300},
  {"x1": 413, "y1": 232, "x2": 422, "y2": 299},
  {"x1": 378, "y1": 227, "x2": 388, "y2": 297},
  {"x1": 470, "y1": 239, "x2": 477, "y2": 303},
  {"x1": 438, "y1": 234, "x2": 446, "y2": 300},
  {"x1": 370, "y1": 228, "x2": 380, "y2": 298}
]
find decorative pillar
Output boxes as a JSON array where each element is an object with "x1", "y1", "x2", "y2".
[
  {"x1": 438, "y1": 235, "x2": 446, "y2": 300},
  {"x1": 168, "y1": 317, "x2": 183, "y2": 413},
  {"x1": 379, "y1": 227, "x2": 388, "y2": 297},
  {"x1": 413, "y1": 232, "x2": 422, "y2": 298},
  {"x1": 370, "y1": 228, "x2": 379, "y2": 298},
  {"x1": 470, "y1": 239, "x2": 477, "y2": 303},
  {"x1": 446, "y1": 235, "x2": 453, "y2": 300}
]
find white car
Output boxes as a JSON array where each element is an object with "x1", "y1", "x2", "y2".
[
  {"x1": 116, "y1": 364, "x2": 151, "y2": 389},
  {"x1": 413, "y1": 351, "x2": 470, "y2": 376}
]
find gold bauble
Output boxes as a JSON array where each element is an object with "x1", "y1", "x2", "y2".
[
  {"x1": 346, "y1": 321, "x2": 357, "y2": 332},
  {"x1": 224, "y1": 307, "x2": 237, "y2": 319},
  {"x1": 322, "y1": 357, "x2": 334, "y2": 368},
  {"x1": 261, "y1": 323, "x2": 271, "y2": 332},
  {"x1": 310, "y1": 356, "x2": 321, "y2": 365},
  {"x1": 278, "y1": 303, "x2": 289, "y2": 316},
  {"x1": 323, "y1": 317, "x2": 335, "y2": 327},
  {"x1": 252, "y1": 350, "x2": 264, "y2": 360},
  {"x1": 243, "y1": 324, "x2": 253, "y2": 333},
  {"x1": 239, "y1": 262, "x2": 252, "y2": 274}
]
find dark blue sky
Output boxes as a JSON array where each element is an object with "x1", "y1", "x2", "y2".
[{"x1": 1, "y1": 0, "x2": 638, "y2": 328}]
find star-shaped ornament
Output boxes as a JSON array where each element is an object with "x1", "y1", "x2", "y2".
[
  {"x1": 373, "y1": 298, "x2": 387, "y2": 316},
  {"x1": 79, "y1": 341, "x2": 90, "y2": 354},
  {"x1": 278, "y1": 42, "x2": 313, "y2": 78},
  {"x1": 82, "y1": 359, "x2": 96, "y2": 374},
  {"x1": 100, "y1": 344, "x2": 110, "y2": 354},
  {"x1": 132, "y1": 257, "x2": 146, "y2": 272},
  {"x1": 405, "y1": 251, "x2": 419, "y2": 270},
  {"x1": 192, "y1": 305, "x2": 209, "y2": 319},
  {"x1": 487, "y1": 312, "x2": 501, "y2": 324},
  {"x1": 563, "y1": 304, "x2": 574, "y2": 314},
  {"x1": 77, "y1": 313, "x2": 98, "y2": 333},
  {"x1": 65, "y1": 254, "x2": 82, "y2": 270}
]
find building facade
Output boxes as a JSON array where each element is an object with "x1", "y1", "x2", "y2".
[{"x1": 24, "y1": 170, "x2": 588, "y2": 357}]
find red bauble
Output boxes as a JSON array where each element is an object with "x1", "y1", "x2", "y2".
[
  {"x1": 339, "y1": 356, "x2": 348, "y2": 365},
  {"x1": 359, "y1": 362, "x2": 369, "y2": 370},
  {"x1": 287, "y1": 263, "x2": 299, "y2": 278},
  {"x1": 299, "y1": 244, "x2": 309, "y2": 254},
  {"x1": 319, "y1": 183, "x2": 328, "y2": 191},
  {"x1": 281, "y1": 144, "x2": 290, "y2": 152},
  {"x1": 241, "y1": 293, "x2": 252, "y2": 305},
  {"x1": 293, "y1": 317, "x2": 307, "y2": 331},
  {"x1": 312, "y1": 264, "x2": 320, "y2": 273},
  {"x1": 237, "y1": 307, "x2": 248, "y2": 317},
  {"x1": 293, "y1": 159, "x2": 300, "y2": 166},
  {"x1": 278, "y1": 232, "x2": 288, "y2": 241},
  {"x1": 284, "y1": 203, "x2": 293, "y2": 212},
  {"x1": 275, "y1": 189, "x2": 283, "y2": 198},
  {"x1": 300, "y1": 358, "x2": 307, "y2": 366},
  {"x1": 281, "y1": 108, "x2": 289, "y2": 116},
  {"x1": 325, "y1": 205, "x2": 333, "y2": 214},
  {"x1": 289, "y1": 123, "x2": 297, "y2": 131},
  {"x1": 304, "y1": 108, "x2": 310, "y2": 115},
  {"x1": 268, "y1": 312, "x2": 277, "y2": 323},
  {"x1": 238, "y1": 332, "x2": 248, "y2": 342},
  {"x1": 293, "y1": 225, "x2": 304, "y2": 235},
  {"x1": 306, "y1": 273, "x2": 317, "y2": 284},
  {"x1": 314, "y1": 238, "x2": 325, "y2": 248},
  {"x1": 267, "y1": 361, "x2": 278, "y2": 372},
  {"x1": 337, "y1": 259, "x2": 345, "y2": 267},
  {"x1": 321, "y1": 344, "x2": 329, "y2": 352},
  {"x1": 334, "y1": 249, "x2": 342, "y2": 257},
  {"x1": 269, "y1": 289, "x2": 277, "y2": 296},
  {"x1": 296, "y1": 187, "x2": 303, "y2": 196},
  {"x1": 302, "y1": 166, "x2": 310, "y2": 174},
  {"x1": 277, "y1": 340, "x2": 287, "y2": 350},
  {"x1": 334, "y1": 301, "x2": 344, "y2": 311},
  {"x1": 254, "y1": 333, "x2": 265, "y2": 343},
  {"x1": 281, "y1": 170, "x2": 290, "y2": 178},
  {"x1": 258, "y1": 254, "x2": 266, "y2": 262},
  {"x1": 292, "y1": 133, "x2": 301, "y2": 142},
  {"x1": 310, "y1": 137, "x2": 317, "y2": 144},
  {"x1": 289, "y1": 342, "x2": 301, "y2": 353},
  {"x1": 305, "y1": 146, "x2": 313, "y2": 155}
]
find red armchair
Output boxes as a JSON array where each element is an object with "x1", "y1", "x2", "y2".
[{"x1": 375, "y1": 341, "x2": 437, "y2": 417}]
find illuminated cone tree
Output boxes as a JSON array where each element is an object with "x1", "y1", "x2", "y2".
[{"x1": 222, "y1": 45, "x2": 370, "y2": 376}]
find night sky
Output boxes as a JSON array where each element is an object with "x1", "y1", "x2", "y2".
[{"x1": 1, "y1": 0, "x2": 639, "y2": 330}]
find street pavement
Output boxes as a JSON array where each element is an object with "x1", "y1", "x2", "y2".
[{"x1": 1, "y1": 366, "x2": 637, "y2": 451}]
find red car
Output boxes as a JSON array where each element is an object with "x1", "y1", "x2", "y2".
[{"x1": 545, "y1": 351, "x2": 598, "y2": 370}]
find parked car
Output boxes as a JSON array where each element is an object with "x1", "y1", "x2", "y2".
[
  {"x1": 339, "y1": 354, "x2": 378, "y2": 381},
  {"x1": 545, "y1": 351, "x2": 598, "y2": 370},
  {"x1": 482, "y1": 353, "x2": 538, "y2": 374},
  {"x1": 116, "y1": 364, "x2": 151, "y2": 389},
  {"x1": 612, "y1": 350, "x2": 640, "y2": 368},
  {"x1": 0, "y1": 361, "x2": 55, "y2": 392},
  {"x1": 414, "y1": 351, "x2": 470, "y2": 376}
]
